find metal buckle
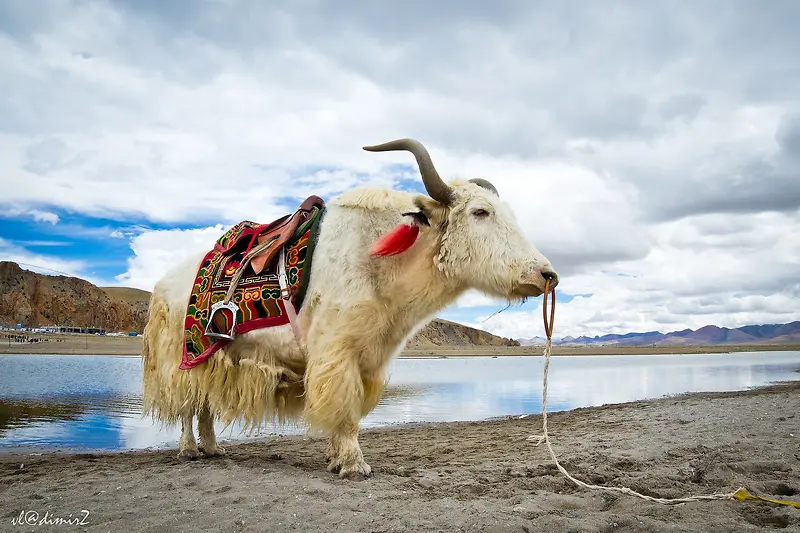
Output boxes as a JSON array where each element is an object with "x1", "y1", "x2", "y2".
[
  {"x1": 277, "y1": 246, "x2": 292, "y2": 301},
  {"x1": 278, "y1": 273, "x2": 291, "y2": 300},
  {"x1": 204, "y1": 300, "x2": 239, "y2": 341}
]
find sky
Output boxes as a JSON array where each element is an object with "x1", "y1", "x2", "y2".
[{"x1": 1, "y1": 0, "x2": 799, "y2": 340}]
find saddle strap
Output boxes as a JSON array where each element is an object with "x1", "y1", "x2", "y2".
[
  {"x1": 221, "y1": 235, "x2": 279, "y2": 305},
  {"x1": 278, "y1": 246, "x2": 303, "y2": 348},
  {"x1": 215, "y1": 236, "x2": 303, "y2": 349}
]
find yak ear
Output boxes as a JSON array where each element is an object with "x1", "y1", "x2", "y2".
[
  {"x1": 370, "y1": 211, "x2": 428, "y2": 257},
  {"x1": 413, "y1": 194, "x2": 448, "y2": 226}
]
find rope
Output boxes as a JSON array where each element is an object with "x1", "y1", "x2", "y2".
[{"x1": 526, "y1": 279, "x2": 751, "y2": 505}]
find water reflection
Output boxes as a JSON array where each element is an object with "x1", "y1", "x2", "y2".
[
  {"x1": 0, "y1": 352, "x2": 798, "y2": 452},
  {"x1": 0, "y1": 399, "x2": 87, "y2": 433}
]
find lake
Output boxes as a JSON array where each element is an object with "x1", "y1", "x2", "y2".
[{"x1": 1, "y1": 351, "x2": 799, "y2": 453}]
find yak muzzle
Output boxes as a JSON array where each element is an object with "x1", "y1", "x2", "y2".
[{"x1": 513, "y1": 266, "x2": 559, "y2": 298}]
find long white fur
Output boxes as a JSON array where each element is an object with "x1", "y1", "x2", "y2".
[{"x1": 142, "y1": 179, "x2": 556, "y2": 477}]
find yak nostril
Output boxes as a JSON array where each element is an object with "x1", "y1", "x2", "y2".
[{"x1": 541, "y1": 269, "x2": 559, "y2": 288}]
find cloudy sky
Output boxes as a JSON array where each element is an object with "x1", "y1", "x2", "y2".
[{"x1": 2, "y1": 0, "x2": 799, "y2": 340}]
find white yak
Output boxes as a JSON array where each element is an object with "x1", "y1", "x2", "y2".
[{"x1": 141, "y1": 138, "x2": 559, "y2": 479}]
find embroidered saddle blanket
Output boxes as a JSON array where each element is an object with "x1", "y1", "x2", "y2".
[{"x1": 181, "y1": 196, "x2": 326, "y2": 369}]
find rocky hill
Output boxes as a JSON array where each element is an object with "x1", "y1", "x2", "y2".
[
  {"x1": 0, "y1": 262, "x2": 516, "y2": 345},
  {"x1": 0, "y1": 262, "x2": 149, "y2": 333},
  {"x1": 408, "y1": 318, "x2": 519, "y2": 347}
]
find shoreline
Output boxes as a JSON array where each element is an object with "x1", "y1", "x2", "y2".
[
  {"x1": 2, "y1": 382, "x2": 798, "y2": 531},
  {"x1": 2, "y1": 332, "x2": 799, "y2": 357}
]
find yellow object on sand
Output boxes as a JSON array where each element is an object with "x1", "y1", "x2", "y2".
[{"x1": 732, "y1": 488, "x2": 800, "y2": 509}]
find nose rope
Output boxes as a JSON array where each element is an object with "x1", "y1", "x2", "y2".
[
  {"x1": 542, "y1": 280, "x2": 555, "y2": 339},
  {"x1": 525, "y1": 280, "x2": 794, "y2": 507}
]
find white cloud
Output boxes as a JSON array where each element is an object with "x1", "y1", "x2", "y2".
[
  {"x1": 0, "y1": 237, "x2": 98, "y2": 283},
  {"x1": 2, "y1": 1, "x2": 799, "y2": 337},
  {"x1": 14, "y1": 240, "x2": 69, "y2": 247},
  {"x1": 432, "y1": 154, "x2": 651, "y2": 275},
  {"x1": 29, "y1": 209, "x2": 59, "y2": 224},
  {"x1": 0, "y1": 207, "x2": 59, "y2": 225},
  {"x1": 453, "y1": 290, "x2": 508, "y2": 309},
  {"x1": 114, "y1": 225, "x2": 228, "y2": 291}
]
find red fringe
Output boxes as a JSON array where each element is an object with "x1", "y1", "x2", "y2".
[{"x1": 370, "y1": 224, "x2": 420, "y2": 256}]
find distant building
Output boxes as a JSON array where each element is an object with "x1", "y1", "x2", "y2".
[
  {"x1": 50, "y1": 325, "x2": 107, "y2": 334},
  {"x1": 2, "y1": 324, "x2": 109, "y2": 335}
]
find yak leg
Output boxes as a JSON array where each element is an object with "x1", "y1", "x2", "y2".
[
  {"x1": 177, "y1": 409, "x2": 199, "y2": 462},
  {"x1": 304, "y1": 346, "x2": 372, "y2": 479},
  {"x1": 198, "y1": 399, "x2": 226, "y2": 457},
  {"x1": 324, "y1": 370, "x2": 385, "y2": 470},
  {"x1": 326, "y1": 419, "x2": 370, "y2": 479}
]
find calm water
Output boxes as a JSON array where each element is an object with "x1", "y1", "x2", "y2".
[{"x1": 0, "y1": 351, "x2": 798, "y2": 452}]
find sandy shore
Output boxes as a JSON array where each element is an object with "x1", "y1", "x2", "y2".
[
  {"x1": 2, "y1": 332, "x2": 799, "y2": 357},
  {"x1": 0, "y1": 333, "x2": 144, "y2": 356},
  {"x1": 2, "y1": 382, "x2": 798, "y2": 532}
]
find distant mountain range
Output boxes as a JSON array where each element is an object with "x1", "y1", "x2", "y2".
[{"x1": 519, "y1": 321, "x2": 800, "y2": 347}]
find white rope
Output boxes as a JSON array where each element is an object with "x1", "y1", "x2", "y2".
[{"x1": 527, "y1": 337, "x2": 743, "y2": 505}]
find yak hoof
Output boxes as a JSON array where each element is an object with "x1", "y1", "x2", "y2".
[
  {"x1": 177, "y1": 449, "x2": 199, "y2": 462},
  {"x1": 337, "y1": 460, "x2": 373, "y2": 480},
  {"x1": 200, "y1": 445, "x2": 227, "y2": 458}
]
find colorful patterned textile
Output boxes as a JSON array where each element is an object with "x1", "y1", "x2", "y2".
[{"x1": 180, "y1": 202, "x2": 324, "y2": 369}]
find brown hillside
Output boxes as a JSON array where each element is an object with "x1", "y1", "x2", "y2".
[
  {"x1": 0, "y1": 262, "x2": 514, "y2": 345},
  {"x1": 101, "y1": 286, "x2": 152, "y2": 304},
  {"x1": 408, "y1": 318, "x2": 519, "y2": 347},
  {"x1": 0, "y1": 262, "x2": 149, "y2": 333}
]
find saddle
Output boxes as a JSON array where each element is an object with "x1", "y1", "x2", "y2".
[
  {"x1": 205, "y1": 195, "x2": 325, "y2": 339},
  {"x1": 181, "y1": 195, "x2": 326, "y2": 369},
  {"x1": 246, "y1": 195, "x2": 326, "y2": 277}
]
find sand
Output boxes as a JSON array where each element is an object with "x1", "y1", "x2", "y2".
[
  {"x1": 0, "y1": 333, "x2": 144, "y2": 356},
  {"x1": 2, "y1": 332, "x2": 799, "y2": 357},
  {"x1": 2, "y1": 382, "x2": 799, "y2": 532}
]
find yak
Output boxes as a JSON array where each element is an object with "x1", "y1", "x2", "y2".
[{"x1": 141, "y1": 138, "x2": 559, "y2": 479}]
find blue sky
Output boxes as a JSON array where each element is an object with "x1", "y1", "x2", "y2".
[
  {"x1": 2, "y1": 209, "x2": 150, "y2": 282},
  {"x1": 2, "y1": 1, "x2": 799, "y2": 339}
]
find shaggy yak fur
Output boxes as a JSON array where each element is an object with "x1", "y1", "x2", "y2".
[{"x1": 141, "y1": 138, "x2": 559, "y2": 479}]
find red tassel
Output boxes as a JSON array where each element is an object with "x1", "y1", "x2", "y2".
[{"x1": 370, "y1": 224, "x2": 420, "y2": 256}]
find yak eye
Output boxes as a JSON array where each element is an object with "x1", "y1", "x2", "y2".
[{"x1": 472, "y1": 208, "x2": 490, "y2": 218}]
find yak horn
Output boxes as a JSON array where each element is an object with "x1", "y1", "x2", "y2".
[
  {"x1": 469, "y1": 178, "x2": 499, "y2": 197},
  {"x1": 363, "y1": 138, "x2": 454, "y2": 206}
]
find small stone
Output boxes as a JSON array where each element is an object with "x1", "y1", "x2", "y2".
[{"x1": 417, "y1": 476, "x2": 439, "y2": 488}]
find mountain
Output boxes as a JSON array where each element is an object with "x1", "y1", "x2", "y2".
[
  {"x1": 518, "y1": 336, "x2": 548, "y2": 346},
  {"x1": 409, "y1": 318, "x2": 519, "y2": 347},
  {"x1": 0, "y1": 262, "x2": 516, "y2": 346},
  {"x1": 550, "y1": 321, "x2": 800, "y2": 347},
  {"x1": 100, "y1": 286, "x2": 152, "y2": 305},
  {"x1": 0, "y1": 261, "x2": 148, "y2": 333}
]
